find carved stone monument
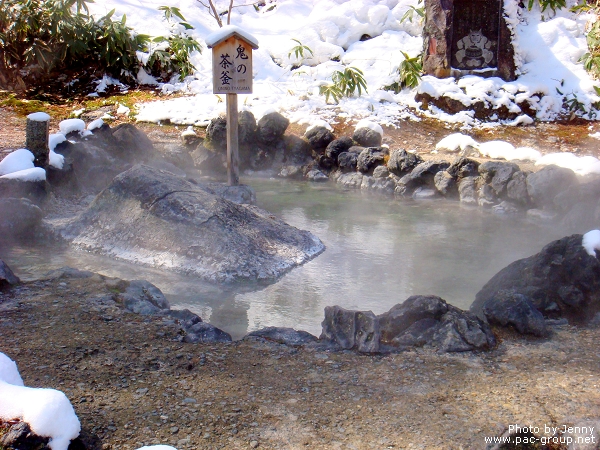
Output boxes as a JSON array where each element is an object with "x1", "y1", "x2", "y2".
[{"x1": 422, "y1": 0, "x2": 516, "y2": 81}]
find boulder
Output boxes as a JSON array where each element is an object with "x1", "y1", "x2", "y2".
[
  {"x1": 0, "y1": 177, "x2": 47, "y2": 205},
  {"x1": 257, "y1": 112, "x2": 289, "y2": 145},
  {"x1": 361, "y1": 176, "x2": 395, "y2": 194},
  {"x1": 316, "y1": 154, "x2": 335, "y2": 171},
  {"x1": 386, "y1": 149, "x2": 423, "y2": 176},
  {"x1": 190, "y1": 145, "x2": 226, "y2": 175},
  {"x1": 336, "y1": 172, "x2": 364, "y2": 189},
  {"x1": 0, "y1": 259, "x2": 20, "y2": 287},
  {"x1": 0, "y1": 421, "x2": 50, "y2": 450},
  {"x1": 320, "y1": 306, "x2": 380, "y2": 353},
  {"x1": 353, "y1": 127, "x2": 382, "y2": 147},
  {"x1": 458, "y1": 176, "x2": 478, "y2": 204},
  {"x1": 197, "y1": 182, "x2": 256, "y2": 205},
  {"x1": 183, "y1": 322, "x2": 232, "y2": 343},
  {"x1": 356, "y1": 147, "x2": 388, "y2": 174},
  {"x1": 0, "y1": 198, "x2": 43, "y2": 240},
  {"x1": 325, "y1": 137, "x2": 354, "y2": 160},
  {"x1": 506, "y1": 171, "x2": 529, "y2": 205},
  {"x1": 306, "y1": 169, "x2": 329, "y2": 182},
  {"x1": 54, "y1": 165, "x2": 325, "y2": 282},
  {"x1": 157, "y1": 308, "x2": 203, "y2": 330},
  {"x1": 446, "y1": 156, "x2": 479, "y2": 179},
  {"x1": 478, "y1": 161, "x2": 520, "y2": 196},
  {"x1": 372, "y1": 166, "x2": 389, "y2": 178},
  {"x1": 337, "y1": 152, "x2": 358, "y2": 173},
  {"x1": 479, "y1": 290, "x2": 547, "y2": 336},
  {"x1": 471, "y1": 234, "x2": 600, "y2": 328},
  {"x1": 284, "y1": 135, "x2": 313, "y2": 165},
  {"x1": 239, "y1": 110, "x2": 257, "y2": 145},
  {"x1": 113, "y1": 279, "x2": 170, "y2": 315},
  {"x1": 111, "y1": 123, "x2": 157, "y2": 162},
  {"x1": 526, "y1": 165, "x2": 578, "y2": 208},
  {"x1": 396, "y1": 160, "x2": 450, "y2": 196},
  {"x1": 246, "y1": 327, "x2": 318, "y2": 346},
  {"x1": 304, "y1": 126, "x2": 335, "y2": 150},
  {"x1": 205, "y1": 116, "x2": 228, "y2": 151},
  {"x1": 434, "y1": 170, "x2": 457, "y2": 196},
  {"x1": 378, "y1": 296, "x2": 495, "y2": 352}
]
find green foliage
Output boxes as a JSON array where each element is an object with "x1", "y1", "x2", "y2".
[
  {"x1": 526, "y1": 0, "x2": 567, "y2": 13},
  {"x1": 572, "y1": 1, "x2": 600, "y2": 88},
  {"x1": 145, "y1": 7, "x2": 202, "y2": 80},
  {"x1": 319, "y1": 67, "x2": 367, "y2": 104},
  {"x1": 288, "y1": 39, "x2": 314, "y2": 62},
  {"x1": 0, "y1": 0, "x2": 202, "y2": 92},
  {"x1": 400, "y1": 0, "x2": 424, "y2": 24},
  {"x1": 384, "y1": 51, "x2": 423, "y2": 93}
]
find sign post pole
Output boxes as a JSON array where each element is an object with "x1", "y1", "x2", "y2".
[{"x1": 226, "y1": 93, "x2": 239, "y2": 186}]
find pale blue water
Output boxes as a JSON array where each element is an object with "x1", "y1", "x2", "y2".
[{"x1": 1, "y1": 178, "x2": 580, "y2": 339}]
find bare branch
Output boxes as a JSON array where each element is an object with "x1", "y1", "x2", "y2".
[{"x1": 227, "y1": 0, "x2": 234, "y2": 25}]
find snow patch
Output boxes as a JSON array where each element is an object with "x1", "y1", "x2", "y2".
[
  {"x1": 59, "y1": 119, "x2": 86, "y2": 135},
  {"x1": 87, "y1": 119, "x2": 105, "y2": 131},
  {"x1": 535, "y1": 152, "x2": 600, "y2": 175},
  {"x1": 205, "y1": 25, "x2": 259, "y2": 48},
  {"x1": 582, "y1": 229, "x2": 600, "y2": 257},
  {"x1": 0, "y1": 353, "x2": 81, "y2": 450},
  {"x1": 0, "y1": 167, "x2": 47, "y2": 181},
  {"x1": 0, "y1": 149, "x2": 35, "y2": 176},
  {"x1": 354, "y1": 119, "x2": 383, "y2": 137},
  {"x1": 27, "y1": 112, "x2": 51, "y2": 122},
  {"x1": 435, "y1": 133, "x2": 478, "y2": 153}
]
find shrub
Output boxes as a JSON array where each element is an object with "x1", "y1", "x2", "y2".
[
  {"x1": 319, "y1": 67, "x2": 368, "y2": 104},
  {"x1": 527, "y1": 0, "x2": 567, "y2": 13},
  {"x1": 384, "y1": 51, "x2": 423, "y2": 93},
  {"x1": 288, "y1": 39, "x2": 314, "y2": 62}
]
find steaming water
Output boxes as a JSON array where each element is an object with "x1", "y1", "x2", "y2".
[{"x1": 1, "y1": 178, "x2": 580, "y2": 339}]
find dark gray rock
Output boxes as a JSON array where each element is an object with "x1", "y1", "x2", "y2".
[
  {"x1": 306, "y1": 169, "x2": 328, "y2": 182},
  {"x1": 447, "y1": 156, "x2": 479, "y2": 179},
  {"x1": 191, "y1": 145, "x2": 226, "y2": 174},
  {"x1": 278, "y1": 165, "x2": 304, "y2": 179},
  {"x1": 337, "y1": 152, "x2": 358, "y2": 173},
  {"x1": 42, "y1": 267, "x2": 95, "y2": 280},
  {"x1": 0, "y1": 198, "x2": 43, "y2": 240},
  {"x1": 157, "y1": 308, "x2": 203, "y2": 330},
  {"x1": 506, "y1": 171, "x2": 529, "y2": 205},
  {"x1": 434, "y1": 170, "x2": 457, "y2": 196},
  {"x1": 386, "y1": 149, "x2": 423, "y2": 176},
  {"x1": 283, "y1": 135, "x2": 313, "y2": 165},
  {"x1": 412, "y1": 187, "x2": 438, "y2": 199},
  {"x1": 198, "y1": 182, "x2": 256, "y2": 205},
  {"x1": 257, "y1": 112, "x2": 289, "y2": 145},
  {"x1": 527, "y1": 165, "x2": 578, "y2": 207},
  {"x1": 316, "y1": 154, "x2": 335, "y2": 171},
  {"x1": 361, "y1": 176, "x2": 395, "y2": 194},
  {"x1": 372, "y1": 165, "x2": 389, "y2": 178},
  {"x1": 0, "y1": 177, "x2": 47, "y2": 205},
  {"x1": 114, "y1": 279, "x2": 170, "y2": 315},
  {"x1": 205, "y1": 116, "x2": 228, "y2": 151},
  {"x1": 183, "y1": 322, "x2": 232, "y2": 343},
  {"x1": 356, "y1": 147, "x2": 388, "y2": 174},
  {"x1": 111, "y1": 123, "x2": 157, "y2": 162},
  {"x1": 479, "y1": 161, "x2": 520, "y2": 196},
  {"x1": 239, "y1": 110, "x2": 257, "y2": 145},
  {"x1": 479, "y1": 290, "x2": 547, "y2": 336},
  {"x1": 472, "y1": 234, "x2": 600, "y2": 327},
  {"x1": 478, "y1": 183, "x2": 497, "y2": 207},
  {"x1": 0, "y1": 259, "x2": 19, "y2": 287},
  {"x1": 347, "y1": 145, "x2": 365, "y2": 154},
  {"x1": 247, "y1": 327, "x2": 318, "y2": 346},
  {"x1": 353, "y1": 127, "x2": 382, "y2": 147},
  {"x1": 378, "y1": 296, "x2": 495, "y2": 352},
  {"x1": 325, "y1": 137, "x2": 354, "y2": 160},
  {"x1": 304, "y1": 126, "x2": 335, "y2": 150},
  {"x1": 458, "y1": 176, "x2": 478, "y2": 204},
  {"x1": 492, "y1": 200, "x2": 521, "y2": 215},
  {"x1": 54, "y1": 165, "x2": 324, "y2": 282},
  {"x1": 320, "y1": 306, "x2": 380, "y2": 353},
  {"x1": 0, "y1": 421, "x2": 50, "y2": 450},
  {"x1": 336, "y1": 172, "x2": 363, "y2": 189},
  {"x1": 398, "y1": 160, "x2": 450, "y2": 195}
]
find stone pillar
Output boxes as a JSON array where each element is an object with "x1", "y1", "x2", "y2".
[
  {"x1": 422, "y1": 0, "x2": 454, "y2": 79},
  {"x1": 25, "y1": 112, "x2": 50, "y2": 168}
]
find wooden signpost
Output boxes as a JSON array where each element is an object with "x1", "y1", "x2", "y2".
[{"x1": 206, "y1": 26, "x2": 259, "y2": 186}]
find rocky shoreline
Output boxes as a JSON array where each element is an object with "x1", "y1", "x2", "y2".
[{"x1": 1, "y1": 265, "x2": 600, "y2": 449}]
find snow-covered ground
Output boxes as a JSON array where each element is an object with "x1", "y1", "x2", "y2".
[{"x1": 83, "y1": 0, "x2": 599, "y2": 130}]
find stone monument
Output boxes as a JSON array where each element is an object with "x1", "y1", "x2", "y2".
[{"x1": 422, "y1": 0, "x2": 516, "y2": 81}]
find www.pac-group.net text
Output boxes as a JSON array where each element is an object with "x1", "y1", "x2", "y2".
[{"x1": 484, "y1": 424, "x2": 597, "y2": 446}]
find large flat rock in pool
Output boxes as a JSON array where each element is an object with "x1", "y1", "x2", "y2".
[{"x1": 53, "y1": 165, "x2": 325, "y2": 282}]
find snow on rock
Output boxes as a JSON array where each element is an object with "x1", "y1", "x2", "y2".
[
  {"x1": 0, "y1": 353, "x2": 24, "y2": 386},
  {"x1": 181, "y1": 126, "x2": 197, "y2": 137},
  {"x1": 87, "y1": 119, "x2": 105, "y2": 131},
  {"x1": 116, "y1": 103, "x2": 131, "y2": 116},
  {"x1": 535, "y1": 152, "x2": 600, "y2": 175},
  {"x1": 0, "y1": 167, "x2": 47, "y2": 181},
  {"x1": 583, "y1": 230, "x2": 600, "y2": 257},
  {"x1": 27, "y1": 112, "x2": 51, "y2": 122},
  {"x1": 49, "y1": 150, "x2": 65, "y2": 170},
  {"x1": 478, "y1": 140, "x2": 542, "y2": 162},
  {"x1": 306, "y1": 119, "x2": 333, "y2": 133},
  {"x1": 0, "y1": 352, "x2": 81, "y2": 450},
  {"x1": 354, "y1": 119, "x2": 383, "y2": 137},
  {"x1": 0, "y1": 149, "x2": 35, "y2": 176},
  {"x1": 135, "y1": 446, "x2": 179, "y2": 450},
  {"x1": 49, "y1": 133, "x2": 66, "y2": 152},
  {"x1": 435, "y1": 133, "x2": 478, "y2": 153},
  {"x1": 59, "y1": 119, "x2": 86, "y2": 135}
]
